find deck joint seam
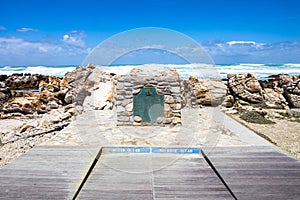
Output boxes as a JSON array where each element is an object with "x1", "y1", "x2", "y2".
[
  {"x1": 201, "y1": 150, "x2": 238, "y2": 200},
  {"x1": 72, "y1": 147, "x2": 103, "y2": 200}
]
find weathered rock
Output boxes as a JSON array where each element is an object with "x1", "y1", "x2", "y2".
[
  {"x1": 3, "y1": 107, "x2": 33, "y2": 115},
  {"x1": 283, "y1": 77, "x2": 300, "y2": 108},
  {"x1": 222, "y1": 95, "x2": 234, "y2": 108},
  {"x1": 133, "y1": 116, "x2": 142, "y2": 123},
  {"x1": 0, "y1": 82, "x2": 5, "y2": 88},
  {"x1": 0, "y1": 87, "x2": 11, "y2": 104},
  {"x1": 263, "y1": 88, "x2": 288, "y2": 109},
  {"x1": 6, "y1": 74, "x2": 48, "y2": 90},
  {"x1": 48, "y1": 101, "x2": 59, "y2": 109},
  {"x1": 55, "y1": 88, "x2": 68, "y2": 102},
  {"x1": 228, "y1": 73, "x2": 263, "y2": 104},
  {"x1": 19, "y1": 124, "x2": 34, "y2": 133},
  {"x1": 0, "y1": 75, "x2": 8, "y2": 82},
  {"x1": 59, "y1": 112, "x2": 72, "y2": 121},
  {"x1": 64, "y1": 91, "x2": 76, "y2": 104},
  {"x1": 36, "y1": 108, "x2": 47, "y2": 114},
  {"x1": 165, "y1": 95, "x2": 174, "y2": 104},
  {"x1": 257, "y1": 74, "x2": 300, "y2": 108},
  {"x1": 285, "y1": 93, "x2": 300, "y2": 108},
  {"x1": 172, "y1": 117, "x2": 181, "y2": 125},
  {"x1": 286, "y1": 109, "x2": 300, "y2": 117},
  {"x1": 184, "y1": 76, "x2": 226, "y2": 106}
]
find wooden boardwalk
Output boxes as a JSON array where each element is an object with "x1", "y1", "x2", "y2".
[
  {"x1": 0, "y1": 146, "x2": 99, "y2": 200},
  {"x1": 0, "y1": 146, "x2": 299, "y2": 199},
  {"x1": 78, "y1": 152, "x2": 233, "y2": 199},
  {"x1": 203, "y1": 146, "x2": 300, "y2": 200}
]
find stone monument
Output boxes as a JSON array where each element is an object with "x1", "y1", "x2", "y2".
[{"x1": 115, "y1": 66, "x2": 183, "y2": 126}]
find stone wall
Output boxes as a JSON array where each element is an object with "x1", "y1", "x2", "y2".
[{"x1": 116, "y1": 68, "x2": 183, "y2": 126}]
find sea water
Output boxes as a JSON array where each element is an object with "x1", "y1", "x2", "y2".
[{"x1": 1, "y1": 63, "x2": 300, "y2": 80}]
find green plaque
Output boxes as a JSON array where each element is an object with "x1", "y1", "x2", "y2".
[{"x1": 133, "y1": 87, "x2": 164, "y2": 123}]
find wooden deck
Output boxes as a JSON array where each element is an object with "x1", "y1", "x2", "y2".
[
  {"x1": 203, "y1": 146, "x2": 300, "y2": 200},
  {"x1": 0, "y1": 146, "x2": 99, "y2": 200},
  {"x1": 0, "y1": 146, "x2": 299, "y2": 199},
  {"x1": 77, "y1": 152, "x2": 233, "y2": 199}
]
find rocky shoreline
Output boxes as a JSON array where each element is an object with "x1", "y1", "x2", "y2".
[
  {"x1": 1, "y1": 65, "x2": 300, "y2": 167},
  {"x1": 0, "y1": 64, "x2": 116, "y2": 167}
]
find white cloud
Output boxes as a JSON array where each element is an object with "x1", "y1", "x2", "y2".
[
  {"x1": 226, "y1": 40, "x2": 265, "y2": 49},
  {"x1": 0, "y1": 26, "x2": 6, "y2": 31},
  {"x1": 62, "y1": 30, "x2": 85, "y2": 48},
  {"x1": 202, "y1": 40, "x2": 300, "y2": 63},
  {"x1": 16, "y1": 27, "x2": 38, "y2": 32},
  {"x1": 141, "y1": 44, "x2": 165, "y2": 49},
  {"x1": 227, "y1": 40, "x2": 256, "y2": 45},
  {"x1": 0, "y1": 35, "x2": 89, "y2": 65}
]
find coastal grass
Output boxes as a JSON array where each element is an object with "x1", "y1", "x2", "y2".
[
  {"x1": 277, "y1": 112, "x2": 300, "y2": 123},
  {"x1": 240, "y1": 111, "x2": 275, "y2": 124}
]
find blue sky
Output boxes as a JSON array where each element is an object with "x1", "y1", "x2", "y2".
[{"x1": 0, "y1": 0, "x2": 300, "y2": 65}]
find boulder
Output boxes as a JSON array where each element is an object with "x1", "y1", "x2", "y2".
[
  {"x1": 0, "y1": 87, "x2": 11, "y2": 104},
  {"x1": 64, "y1": 92, "x2": 76, "y2": 104},
  {"x1": 228, "y1": 73, "x2": 263, "y2": 104},
  {"x1": 6, "y1": 74, "x2": 48, "y2": 90},
  {"x1": 263, "y1": 88, "x2": 288, "y2": 109},
  {"x1": 134, "y1": 116, "x2": 142, "y2": 123},
  {"x1": 3, "y1": 106, "x2": 33, "y2": 115},
  {"x1": 48, "y1": 101, "x2": 59, "y2": 109},
  {"x1": 283, "y1": 77, "x2": 300, "y2": 108},
  {"x1": 222, "y1": 95, "x2": 234, "y2": 108},
  {"x1": 0, "y1": 75, "x2": 7, "y2": 82},
  {"x1": 39, "y1": 76, "x2": 64, "y2": 93},
  {"x1": 286, "y1": 109, "x2": 300, "y2": 117},
  {"x1": 184, "y1": 76, "x2": 227, "y2": 106},
  {"x1": 284, "y1": 93, "x2": 300, "y2": 108}
]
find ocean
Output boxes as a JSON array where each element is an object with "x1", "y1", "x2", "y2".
[{"x1": 1, "y1": 63, "x2": 300, "y2": 80}]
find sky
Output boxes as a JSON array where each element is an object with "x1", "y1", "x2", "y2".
[{"x1": 0, "y1": 0, "x2": 300, "y2": 65}]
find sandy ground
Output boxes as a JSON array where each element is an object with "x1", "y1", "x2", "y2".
[{"x1": 229, "y1": 113, "x2": 300, "y2": 160}]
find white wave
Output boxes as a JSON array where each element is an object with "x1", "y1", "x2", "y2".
[
  {"x1": 239, "y1": 63, "x2": 265, "y2": 67},
  {"x1": 95, "y1": 63, "x2": 300, "y2": 80},
  {"x1": 0, "y1": 66, "x2": 26, "y2": 71},
  {"x1": 1, "y1": 63, "x2": 299, "y2": 80},
  {"x1": 284, "y1": 63, "x2": 300, "y2": 68},
  {"x1": 0, "y1": 65, "x2": 76, "y2": 77}
]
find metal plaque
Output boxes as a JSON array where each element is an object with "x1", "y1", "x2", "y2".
[{"x1": 133, "y1": 87, "x2": 164, "y2": 123}]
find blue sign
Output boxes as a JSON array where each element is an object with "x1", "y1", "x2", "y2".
[
  {"x1": 104, "y1": 147, "x2": 201, "y2": 154},
  {"x1": 151, "y1": 147, "x2": 201, "y2": 154},
  {"x1": 106, "y1": 147, "x2": 151, "y2": 153}
]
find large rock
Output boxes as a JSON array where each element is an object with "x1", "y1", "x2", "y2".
[
  {"x1": 82, "y1": 81, "x2": 115, "y2": 111},
  {"x1": 0, "y1": 75, "x2": 8, "y2": 82},
  {"x1": 5, "y1": 74, "x2": 48, "y2": 90},
  {"x1": 226, "y1": 73, "x2": 300, "y2": 109},
  {"x1": 64, "y1": 65, "x2": 116, "y2": 106},
  {"x1": 228, "y1": 73, "x2": 263, "y2": 104},
  {"x1": 39, "y1": 76, "x2": 64, "y2": 93},
  {"x1": 0, "y1": 87, "x2": 11, "y2": 104},
  {"x1": 284, "y1": 93, "x2": 300, "y2": 108},
  {"x1": 185, "y1": 76, "x2": 227, "y2": 106},
  {"x1": 263, "y1": 88, "x2": 288, "y2": 109},
  {"x1": 222, "y1": 95, "x2": 234, "y2": 108},
  {"x1": 283, "y1": 76, "x2": 300, "y2": 108}
]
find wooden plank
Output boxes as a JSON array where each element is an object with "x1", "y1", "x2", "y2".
[
  {"x1": 204, "y1": 146, "x2": 300, "y2": 200},
  {"x1": 78, "y1": 153, "x2": 234, "y2": 200},
  {"x1": 0, "y1": 145, "x2": 99, "y2": 200}
]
